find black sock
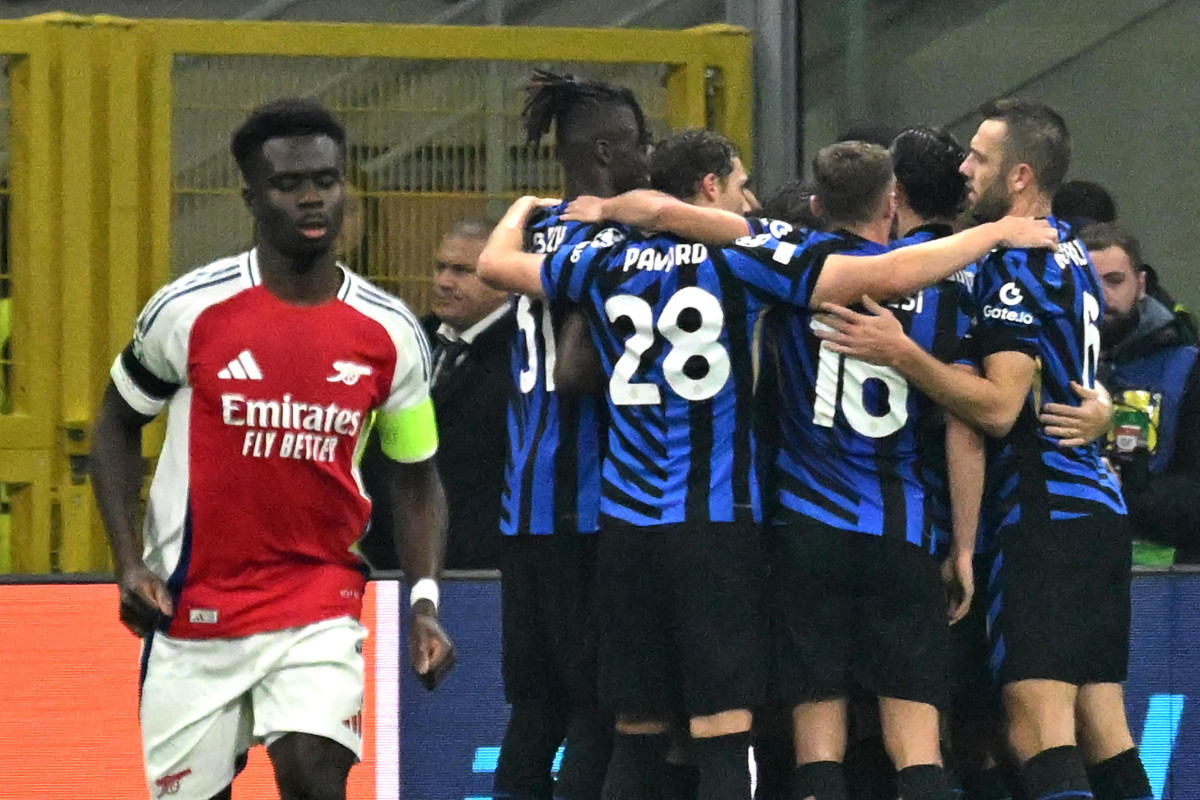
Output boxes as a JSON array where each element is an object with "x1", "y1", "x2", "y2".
[
  {"x1": 1086, "y1": 749, "x2": 1153, "y2": 800},
  {"x1": 1022, "y1": 746, "x2": 1093, "y2": 800},
  {"x1": 600, "y1": 732, "x2": 671, "y2": 800},
  {"x1": 495, "y1": 702, "x2": 567, "y2": 800},
  {"x1": 961, "y1": 766, "x2": 1013, "y2": 800},
  {"x1": 897, "y1": 764, "x2": 951, "y2": 800},
  {"x1": 664, "y1": 763, "x2": 700, "y2": 800},
  {"x1": 692, "y1": 731, "x2": 752, "y2": 800},
  {"x1": 752, "y1": 734, "x2": 794, "y2": 800},
  {"x1": 555, "y1": 712, "x2": 613, "y2": 800},
  {"x1": 792, "y1": 761, "x2": 846, "y2": 800}
]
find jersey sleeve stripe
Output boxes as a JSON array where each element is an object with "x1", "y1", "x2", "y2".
[
  {"x1": 137, "y1": 262, "x2": 242, "y2": 332},
  {"x1": 137, "y1": 268, "x2": 242, "y2": 337},
  {"x1": 352, "y1": 289, "x2": 432, "y2": 380}
]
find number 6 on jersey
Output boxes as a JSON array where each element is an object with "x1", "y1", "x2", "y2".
[{"x1": 604, "y1": 287, "x2": 730, "y2": 405}]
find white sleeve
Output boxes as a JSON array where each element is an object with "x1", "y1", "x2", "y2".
[
  {"x1": 379, "y1": 308, "x2": 434, "y2": 414},
  {"x1": 110, "y1": 282, "x2": 193, "y2": 417}
]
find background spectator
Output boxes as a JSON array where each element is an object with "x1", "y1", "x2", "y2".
[
  {"x1": 1085, "y1": 222, "x2": 1200, "y2": 564},
  {"x1": 363, "y1": 219, "x2": 515, "y2": 571}
]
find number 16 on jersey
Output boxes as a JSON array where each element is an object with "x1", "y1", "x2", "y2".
[{"x1": 811, "y1": 320, "x2": 909, "y2": 439}]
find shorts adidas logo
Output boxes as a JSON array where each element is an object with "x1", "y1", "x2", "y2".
[{"x1": 218, "y1": 350, "x2": 263, "y2": 380}]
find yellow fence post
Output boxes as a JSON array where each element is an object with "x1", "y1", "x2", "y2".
[
  {"x1": 688, "y1": 24, "x2": 754, "y2": 170},
  {"x1": 1, "y1": 23, "x2": 58, "y2": 573}
]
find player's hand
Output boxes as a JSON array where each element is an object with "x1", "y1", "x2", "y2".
[
  {"x1": 995, "y1": 216, "x2": 1059, "y2": 250},
  {"x1": 116, "y1": 563, "x2": 173, "y2": 637},
  {"x1": 562, "y1": 195, "x2": 605, "y2": 224},
  {"x1": 569, "y1": 189, "x2": 675, "y2": 228},
  {"x1": 941, "y1": 548, "x2": 974, "y2": 625},
  {"x1": 500, "y1": 196, "x2": 561, "y2": 228},
  {"x1": 1040, "y1": 381, "x2": 1113, "y2": 447},
  {"x1": 814, "y1": 296, "x2": 908, "y2": 366},
  {"x1": 409, "y1": 605, "x2": 456, "y2": 691}
]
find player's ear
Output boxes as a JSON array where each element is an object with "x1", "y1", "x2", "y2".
[
  {"x1": 700, "y1": 172, "x2": 720, "y2": 202},
  {"x1": 884, "y1": 186, "x2": 897, "y2": 220},
  {"x1": 1137, "y1": 269, "x2": 1147, "y2": 299},
  {"x1": 595, "y1": 138, "x2": 613, "y2": 166},
  {"x1": 810, "y1": 194, "x2": 825, "y2": 220},
  {"x1": 1010, "y1": 162, "x2": 1034, "y2": 194}
]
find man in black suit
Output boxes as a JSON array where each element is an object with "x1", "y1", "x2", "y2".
[
  {"x1": 361, "y1": 219, "x2": 514, "y2": 571},
  {"x1": 426, "y1": 219, "x2": 516, "y2": 570}
]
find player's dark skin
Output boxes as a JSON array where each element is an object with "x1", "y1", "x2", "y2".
[
  {"x1": 553, "y1": 104, "x2": 650, "y2": 393},
  {"x1": 90, "y1": 132, "x2": 454, "y2": 800}
]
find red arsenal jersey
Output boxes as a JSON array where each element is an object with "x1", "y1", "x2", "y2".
[{"x1": 110, "y1": 250, "x2": 435, "y2": 639}]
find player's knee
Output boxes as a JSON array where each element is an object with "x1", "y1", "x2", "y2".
[
  {"x1": 269, "y1": 734, "x2": 354, "y2": 800},
  {"x1": 879, "y1": 697, "x2": 942, "y2": 769},
  {"x1": 1004, "y1": 679, "x2": 1076, "y2": 728},
  {"x1": 1075, "y1": 683, "x2": 1136, "y2": 763},
  {"x1": 274, "y1": 764, "x2": 349, "y2": 800},
  {"x1": 689, "y1": 708, "x2": 752, "y2": 738}
]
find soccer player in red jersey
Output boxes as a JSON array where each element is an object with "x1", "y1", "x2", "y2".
[{"x1": 90, "y1": 98, "x2": 455, "y2": 800}]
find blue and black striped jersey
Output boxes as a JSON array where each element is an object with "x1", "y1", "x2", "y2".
[
  {"x1": 889, "y1": 225, "x2": 978, "y2": 552},
  {"x1": 968, "y1": 215, "x2": 1126, "y2": 527},
  {"x1": 540, "y1": 219, "x2": 818, "y2": 527},
  {"x1": 769, "y1": 228, "x2": 972, "y2": 550},
  {"x1": 499, "y1": 202, "x2": 604, "y2": 535}
]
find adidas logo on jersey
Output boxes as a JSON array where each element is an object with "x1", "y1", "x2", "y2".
[{"x1": 218, "y1": 350, "x2": 263, "y2": 380}]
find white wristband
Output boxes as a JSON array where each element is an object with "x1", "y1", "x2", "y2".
[{"x1": 410, "y1": 578, "x2": 439, "y2": 611}]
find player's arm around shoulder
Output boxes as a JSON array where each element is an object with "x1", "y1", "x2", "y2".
[
  {"x1": 564, "y1": 189, "x2": 755, "y2": 244},
  {"x1": 477, "y1": 195, "x2": 559, "y2": 296},
  {"x1": 811, "y1": 215, "x2": 1057, "y2": 308}
]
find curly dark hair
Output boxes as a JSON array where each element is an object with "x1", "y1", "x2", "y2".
[{"x1": 230, "y1": 97, "x2": 346, "y2": 182}]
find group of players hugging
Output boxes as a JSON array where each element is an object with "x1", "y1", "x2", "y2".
[{"x1": 91, "y1": 66, "x2": 1153, "y2": 800}]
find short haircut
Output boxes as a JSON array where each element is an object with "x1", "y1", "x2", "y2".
[
  {"x1": 649, "y1": 129, "x2": 736, "y2": 200},
  {"x1": 979, "y1": 98, "x2": 1071, "y2": 194},
  {"x1": 811, "y1": 141, "x2": 894, "y2": 225},
  {"x1": 446, "y1": 218, "x2": 495, "y2": 240},
  {"x1": 523, "y1": 70, "x2": 649, "y2": 151},
  {"x1": 761, "y1": 179, "x2": 822, "y2": 230},
  {"x1": 890, "y1": 126, "x2": 967, "y2": 220},
  {"x1": 1053, "y1": 180, "x2": 1117, "y2": 224},
  {"x1": 231, "y1": 97, "x2": 347, "y2": 182},
  {"x1": 1080, "y1": 222, "x2": 1143, "y2": 270}
]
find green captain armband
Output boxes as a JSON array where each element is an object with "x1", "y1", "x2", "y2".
[{"x1": 377, "y1": 397, "x2": 439, "y2": 463}]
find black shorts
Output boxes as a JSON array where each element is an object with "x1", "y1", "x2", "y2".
[
  {"x1": 947, "y1": 552, "x2": 1002, "y2": 722},
  {"x1": 595, "y1": 519, "x2": 767, "y2": 719},
  {"x1": 990, "y1": 513, "x2": 1132, "y2": 686},
  {"x1": 500, "y1": 534, "x2": 600, "y2": 709},
  {"x1": 768, "y1": 524, "x2": 949, "y2": 709}
]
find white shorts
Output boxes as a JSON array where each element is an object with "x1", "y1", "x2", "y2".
[{"x1": 139, "y1": 616, "x2": 367, "y2": 800}]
